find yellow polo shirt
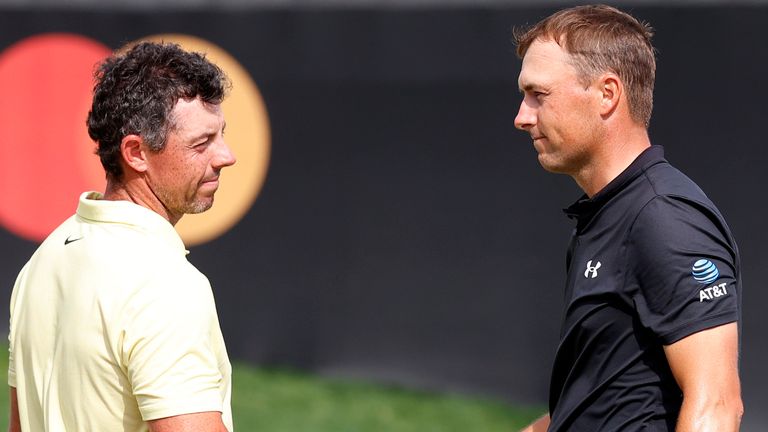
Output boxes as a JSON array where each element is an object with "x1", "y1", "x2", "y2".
[{"x1": 8, "y1": 192, "x2": 233, "y2": 431}]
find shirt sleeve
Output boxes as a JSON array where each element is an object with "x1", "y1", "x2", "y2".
[
  {"x1": 8, "y1": 331, "x2": 16, "y2": 388},
  {"x1": 120, "y1": 262, "x2": 228, "y2": 421},
  {"x1": 628, "y1": 195, "x2": 740, "y2": 345},
  {"x1": 7, "y1": 262, "x2": 30, "y2": 388}
]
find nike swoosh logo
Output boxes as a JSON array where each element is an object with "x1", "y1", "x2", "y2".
[{"x1": 64, "y1": 235, "x2": 84, "y2": 245}]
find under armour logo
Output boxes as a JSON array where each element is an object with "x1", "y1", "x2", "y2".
[{"x1": 584, "y1": 260, "x2": 602, "y2": 278}]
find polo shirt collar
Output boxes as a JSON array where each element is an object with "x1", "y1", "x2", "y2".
[
  {"x1": 75, "y1": 191, "x2": 188, "y2": 254},
  {"x1": 563, "y1": 145, "x2": 667, "y2": 230}
]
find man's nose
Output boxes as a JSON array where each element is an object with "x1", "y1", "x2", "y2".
[
  {"x1": 214, "y1": 139, "x2": 236, "y2": 169},
  {"x1": 514, "y1": 98, "x2": 536, "y2": 131}
]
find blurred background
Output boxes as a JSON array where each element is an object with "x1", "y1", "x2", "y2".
[{"x1": 1, "y1": 0, "x2": 766, "y2": 430}]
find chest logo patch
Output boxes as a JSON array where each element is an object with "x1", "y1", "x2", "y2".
[
  {"x1": 584, "y1": 260, "x2": 602, "y2": 278},
  {"x1": 692, "y1": 259, "x2": 720, "y2": 284}
]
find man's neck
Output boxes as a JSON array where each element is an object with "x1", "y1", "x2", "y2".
[
  {"x1": 573, "y1": 126, "x2": 651, "y2": 198},
  {"x1": 102, "y1": 178, "x2": 182, "y2": 226}
]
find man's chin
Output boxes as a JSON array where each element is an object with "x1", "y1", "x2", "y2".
[
  {"x1": 185, "y1": 198, "x2": 215, "y2": 215},
  {"x1": 538, "y1": 155, "x2": 567, "y2": 174}
]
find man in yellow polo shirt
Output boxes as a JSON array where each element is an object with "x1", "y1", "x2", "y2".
[{"x1": 8, "y1": 41, "x2": 236, "y2": 431}]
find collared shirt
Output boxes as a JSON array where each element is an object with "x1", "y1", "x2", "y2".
[
  {"x1": 548, "y1": 146, "x2": 741, "y2": 431},
  {"x1": 9, "y1": 192, "x2": 233, "y2": 431}
]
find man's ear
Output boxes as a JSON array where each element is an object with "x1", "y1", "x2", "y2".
[
  {"x1": 597, "y1": 73, "x2": 622, "y2": 118},
  {"x1": 120, "y1": 134, "x2": 149, "y2": 173}
]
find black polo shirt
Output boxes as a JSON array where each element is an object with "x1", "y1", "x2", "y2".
[{"x1": 547, "y1": 146, "x2": 741, "y2": 432}]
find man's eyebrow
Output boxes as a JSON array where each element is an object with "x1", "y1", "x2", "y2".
[
  {"x1": 189, "y1": 131, "x2": 213, "y2": 143},
  {"x1": 190, "y1": 122, "x2": 226, "y2": 142}
]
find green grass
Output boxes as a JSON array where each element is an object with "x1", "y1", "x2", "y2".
[{"x1": 0, "y1": 347, "x2": 543, "y2": 431}]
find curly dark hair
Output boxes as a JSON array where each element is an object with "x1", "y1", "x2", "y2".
[{"x1": 87, "y1": 41, "x2": 231, "y2": 180}]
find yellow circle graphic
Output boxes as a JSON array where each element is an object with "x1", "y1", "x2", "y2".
[{"x1": 142, "y1": 34, "x2": 270, "y2": 246}]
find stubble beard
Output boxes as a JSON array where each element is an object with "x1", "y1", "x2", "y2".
[
  {"x1": 186, "y1": 198, "x2": 214, "y2": 214},
  {"x1": 156, "y1": 185, "x2": 215, "y2": 219},
  {"x1": 176, "y1": 192, "x2": 214, "y2": 215}
]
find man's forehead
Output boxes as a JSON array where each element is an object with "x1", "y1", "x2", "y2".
[
  {"x1": 169, "y1": 98, "x2": 224, "y2": 136},
  {"x1": 518, "y1": 39, "x2": 574, "y2": 87}
]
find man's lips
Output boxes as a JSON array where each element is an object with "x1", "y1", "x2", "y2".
[
  {"x1": 200, "y1": 177, "x2": 220, "y2": 187},
  {"x1": 531, "y1": 135, "x2": 546, "y2": 153}
]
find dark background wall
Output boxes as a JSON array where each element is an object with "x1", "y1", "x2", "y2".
[{"x1": 1, "y1": 5, "x2": 766, "y2": 430}]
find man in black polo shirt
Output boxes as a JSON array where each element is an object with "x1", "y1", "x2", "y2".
[{"x1": 513, "y1": 5, "x2": 743, "y2": 432}]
